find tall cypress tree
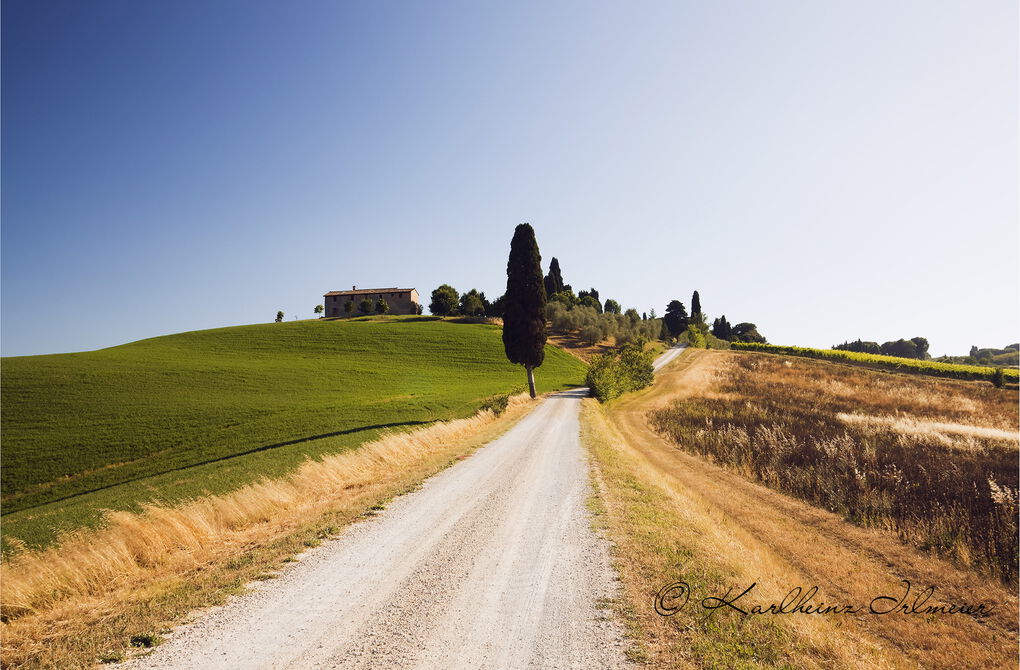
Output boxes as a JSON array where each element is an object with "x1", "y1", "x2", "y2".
[
  {"x1": 503, "y1": 223, "x2": 547, "y2": 397},
  {"x1": 691, "y1": 290, "x2": 702, "y2": 320},
  {"x1": 712, "y1": 315, "x2": 732, "y2": 340},
  {"x1": 544, "y1": 257, "x2": 564, "y2": 297}
]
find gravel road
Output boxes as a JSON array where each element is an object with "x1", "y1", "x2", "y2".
[
  {"x1": 653, "y1": 345, "x2": 686, "y2": 372},
  {"x1": 127, "y1": 387, "x2": 632, "y2": 670}
]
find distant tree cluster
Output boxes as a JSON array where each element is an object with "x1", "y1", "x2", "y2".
[
  {"x1": 540, "y1": 258, "x2": 662, "y2": 346},
  {"x1": 833, "y1": 337, "x2": 930, "y2": 360},
  {"x1": 459, "y1": 288, "x2": 486, "y2": 316},
  {"x1": 832, "y1": 339, "x2": 881, "y2": 354},
  {"x1": 883, "y1": 338, "x2": 929, "y2": 359},
  {"x1": 729, "y1": 322, "x2": 766, "y2": 343},
  {"x1": 663, "y1": 300, "x2": 688, "y2": 338},
  {"x1": 577, "y1": 288, "x2": 601, "y2": 313},
  {"x1": 548, "y1": 283, "x2": 760, "y2": 350},
  {"x1": 657, "y1": 292, "x2": 764, "y2": 347},
  {"x1": 711, "y1": 315, "x2": 732, "y2": 340},
  {"x1": 440, "y1": 247, "x2": 763, "y2": 361},
  {"x1": 549, "y1": 286, "x2": 604, "y2": 314},
  {"x1": 428, "y1": 284, "x2": 504, "y2": 318},
  {"x1": 934, "y1": 343, "x2": 1019, "y2": 368},
  {"x1": 547, "y1": 302, "x2": 661, "y2": 346},
  {"x1": 429, "y1": 284, "x2": 458, "y2": 315}
]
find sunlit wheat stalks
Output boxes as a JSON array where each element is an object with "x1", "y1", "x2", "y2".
[{"x1": 836, "y1": 413, "x2": 1020, "y2": 444}]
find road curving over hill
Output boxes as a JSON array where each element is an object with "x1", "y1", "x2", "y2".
[{"x1": 127, "y1": 386, "x2": 632, "y2": 670}]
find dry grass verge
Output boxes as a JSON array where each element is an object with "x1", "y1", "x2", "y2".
[
  {"x1": 1, "y1": 394, "x2": 536, "y2": 669},
  {"x1": 583, "y1": 396, "x2": 899, "y2": 669}
]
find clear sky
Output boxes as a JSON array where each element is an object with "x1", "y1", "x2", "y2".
[{"x1": 2, "y1": 0, "x2": 1017, "y2": 357}]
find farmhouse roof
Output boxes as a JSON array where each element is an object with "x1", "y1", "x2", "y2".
[{"x1": 323, "y1": 287, "x2": 417, "y2": 297}]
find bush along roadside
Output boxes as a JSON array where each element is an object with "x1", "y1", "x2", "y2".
[
  {"x1": 731, "y1": 342, "x2": 1020, "y2": 384},
  {"x1": 586, "y1": 345, "x2": 654, "y2": 402}
]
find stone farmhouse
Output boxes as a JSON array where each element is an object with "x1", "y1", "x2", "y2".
[{"x1": 323, "y1": 286, "x2": 421, "y2": 317}]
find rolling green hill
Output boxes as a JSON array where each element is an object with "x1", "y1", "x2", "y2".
[{"x1": 1, "y1": 316, "x2": 586, "y2": 550}]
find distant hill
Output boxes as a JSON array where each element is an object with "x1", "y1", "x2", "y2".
[
  {"x1": 934, "y1": 343, "x2": 1019, "y2": 368},
  {"x1": 1, "y1": 316, "x2": 586, "y2": 549}
]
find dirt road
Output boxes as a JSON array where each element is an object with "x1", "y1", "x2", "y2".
[
  {"x1": 652, "y1": 344, "x2": 685, "y2": 372},
  {"x1": 127, "y1": 387, "x2": 631, "y2": 670}
]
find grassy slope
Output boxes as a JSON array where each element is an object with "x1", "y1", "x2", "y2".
[{"x1": 1, "y1": 316, "x2": 586, "y2": 549}]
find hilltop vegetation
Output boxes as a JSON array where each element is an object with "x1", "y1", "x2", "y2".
[
  {"x1": 935, "y1": 344, "x2": 1020, "y2": 368},
  {"x1": 831, "y1": 339, "x2": 1019, "y2": 368},
  {"x1": 546, "y1": 302, "x2": 663, "y2": 346},
  {"x1": 833, "y1": 336, "x2": 931, "y2": 359},
  {"x1": 1, "y1": 316, "x2": 586, "y2": 549}
]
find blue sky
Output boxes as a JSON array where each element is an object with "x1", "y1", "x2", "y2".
[{"x1": 2, "y1": 0, "x2": 1017, "y2": 357}]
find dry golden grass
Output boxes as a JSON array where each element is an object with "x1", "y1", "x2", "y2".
[
  {"x1": 743, "y1": 352, "x2": 1018, "y2": 430},
  {"x1": 650, "y1": 351, "x2": 1019, "y2": 582},
  {"x1": 1, "y1": 394, "x2": 535, "y2": 669},
  {"x1": 583, "y1": 349, "x2": 1019, "y2": 669},
  {"x1": 584, "y1": 397, "x2": 895, "y2": 669},
  {"x1": 836, "y1": 413, "x2": 1020, "y2": 445}
]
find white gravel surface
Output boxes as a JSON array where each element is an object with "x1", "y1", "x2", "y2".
[
  {"x1": 126, "y1": 387, "x2": 633, "y2": 670},
  {"x1": 653, "y1": 345, "x2": 686, "y2": 372}
]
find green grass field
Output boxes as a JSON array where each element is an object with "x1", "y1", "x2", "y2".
[{"x1": 1, "y1": 316, "x2": 586, "y2": 550}]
